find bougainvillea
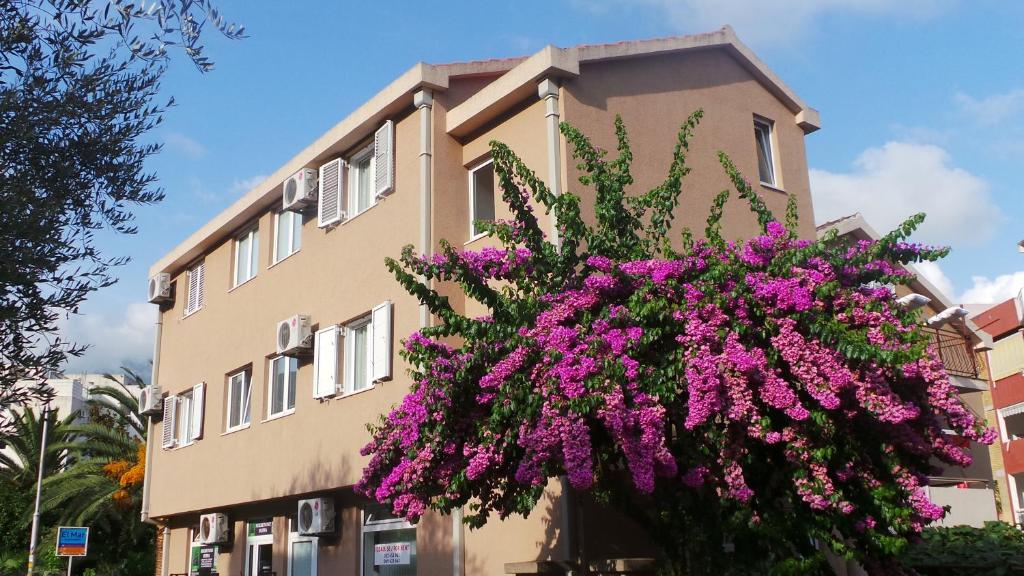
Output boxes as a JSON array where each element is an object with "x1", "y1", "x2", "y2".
[{"x1": 357, "y1": 111, "x2": 994, "y2": 575}]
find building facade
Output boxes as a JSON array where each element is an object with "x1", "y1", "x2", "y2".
[
  {"x1": 971, "y1": 291, "x2": 1024, "y2": 524},
  {"x1": 142, "y1": 28, "x2": 823, "y2": 576}
]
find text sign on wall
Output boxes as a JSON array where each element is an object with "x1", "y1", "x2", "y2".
[
  {"x1": 374, "y1": 542, "x2": 412, "y2": 566},
  {"x1": 56, "y1": 526, "x2": 89, "y2": 557},
  {"x1": 199, "y1": 546, "x2": 216, "y2": 569},
  {"x1": 247, "y1": 520, "x2": 273, "y2": 537}
]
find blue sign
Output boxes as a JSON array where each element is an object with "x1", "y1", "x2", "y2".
[{"x1": 56, "y1": 526, "x2": 89, "y2": 556}]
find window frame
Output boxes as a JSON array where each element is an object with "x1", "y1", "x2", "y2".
[
  {"x1": 344, "y1": 315, "x2": 374, "y2": 396},
  {"x1": 225, "y1": 369, "x2": 252, "y2": 432},
  {"x1": 233, "y1": 226, "x2": 259, "y2": 288},
  {"x1": 177, "y1": 389, "x2": 196, "y2": 447},
  {"x1": 287, "y1": 525, "x2": 319, "y2": 576},
  {"x1": 468, "y1": 159, "x2": 496, "y2": 240},
  {"x1": 273, "y1": 210, "x2": 303, "y2": 264},
  {"x1": 267, "y1": 355, "x2": 297, "y2": 419},
  {"x1": 360, "y1": 504, "x2": 417, "y2": 576},
  {"x1": 753, "y1": 116, "x2": 779, "y2": 188},
  {"x1": 347, "y1": 143, "x2": 377, "y2": 219}
]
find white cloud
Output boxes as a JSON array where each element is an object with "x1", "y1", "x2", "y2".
[
  {"x1": 578, "y1": 0, "x2": 954, "y2": 46},
  {"x1": 164, "y1": 132, "x2": 206, "y2": 159},
  {"x1": 810, "y1": 141, "x2": 1000, "y2": 246},
  {"x1": 955, "y1": 89, "x2": 1024, "y2": 126},
  {"x1": 230, "y1": 174, "x2": 269, "y2": 196},
  {"x1": 59, "y1": 302, "x2": 153, "y2": 375},
  {"x1": 960, "y1": 271, "x2": 1024, "y2": 304},
  {"x1": 912, "y1": 261, "x2": 955, "y2": 299}
]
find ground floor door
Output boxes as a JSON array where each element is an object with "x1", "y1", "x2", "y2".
[
  {"x1": 288, "y1": 535, "x2": 318, "y2": 576},
  {"x1": 247, "y1": 542, "x2": 273, "y2": 576}
]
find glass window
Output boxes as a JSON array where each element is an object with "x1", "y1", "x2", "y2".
[
  {"x1": 274, "y1": 211, "x2": 302, "y2": 263},
  {"x1": 470, "y1": 160, "x2": 495, "y2": 237},
  {"x1": 754, "y1": 118, "x2": 777, "y2": 186},
  {"x1": 234, "y1": 227, "x2": 259, "y2": 286},
  {"x1": 348, "y1": 145, "x2": 376, "y2": 217},
  {"x1": 269, "y1": 356, "x2": 297, "y2": 418},
  {"x1": 227, "y1": 370, "x2": 251, "y2": 431},
  {"x1": 345, "y1": 317, "x2": 372, "y2": 394},
  {"x1": 362, "y1": 505, "x2": 416, "y2": 576}
]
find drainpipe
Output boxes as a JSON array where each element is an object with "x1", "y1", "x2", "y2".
[
  {"x1": 141, "y1": 305, "x2": 162, "y2": 525},
  {"x1": 415, "y1": 87, "x2": 461, "y2": 576},
  {"x1": 538, "y1": 78, "x2": 563, "y2": 250},
  {"x1": 414, "y1": 88, "x2": 434, "y2": 331}
]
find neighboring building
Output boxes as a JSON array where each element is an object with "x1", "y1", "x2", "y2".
[
  {"x1": 142, "y1": 28, "x2": 823, "y2": 576},
  {"x1": 817, "y1": 214, "x2": 1002, "y2": 529},
  {"x1": 1, "y1": 373, "x2": 136, "y2": 465},
  {"x1": 970, "y1": 290, "x2": 1024, "y2": 524}
]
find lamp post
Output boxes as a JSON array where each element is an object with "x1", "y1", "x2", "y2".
[{"x1": 26, "y1": 404, "x2": 50, "y2": 576}]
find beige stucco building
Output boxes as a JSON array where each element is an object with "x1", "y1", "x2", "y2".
[{"x1": 142, "y1": 28, "x2": 823, "y2": 576}]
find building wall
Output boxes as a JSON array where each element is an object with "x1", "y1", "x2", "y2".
[
  {"x1": 148, "y1": 45, "x2": 819, "y2": 576},
  {"x1": 561, "y1": 50, "x2": 815, "y2": 242}
]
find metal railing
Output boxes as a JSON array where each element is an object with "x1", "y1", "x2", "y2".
[{"x1": 925, "y1": 328, "x2": 979, "y2": 379}]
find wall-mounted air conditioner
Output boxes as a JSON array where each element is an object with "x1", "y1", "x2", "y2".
[
  {"x1": 297, "y1": 497, "x2": 335, "y2": 535},
  {"x1": 148, "y1": 273, "x2": 172, "y2": 304},
  {"x1": 282, "y1": 168, "x2": 318, "y2": 211},
  {"x1": 138, "y1": 385, "x2": 163, "y2": 416},
  {"x1": 200, "y1": 512, "x2": 230, "y2": 544},
  {"x1": 277, "y1": 315, "x2": 313, "y2": 355}
]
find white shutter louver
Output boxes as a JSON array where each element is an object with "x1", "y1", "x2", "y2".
[
  {"x1": 161, "y1": 395, "x2": 177, "y2": 449},
  {"x1": 186, "y1": 261, "x2": 205, "y2": 315},
  {"x1": 314, "y1": 326, "x2": 340, "y2": 398},
  {"x1": 371, "y1": 301, "x2": 393, "y2": 382},
  {"x1": 318, "y1": 159, "x2": 346, "y2": 227},
  {"x1": 191, "y1": 383, "x2": 205, "y2": 441},
  {"x1": 374, "y1": 121, "x2": 394, "y2": 198}
]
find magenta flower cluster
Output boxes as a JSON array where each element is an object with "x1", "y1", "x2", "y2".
[{"x1": 357, "y1": 215, "x2": 992, "y2": 558}]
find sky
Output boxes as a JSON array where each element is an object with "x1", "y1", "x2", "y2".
[{"x1": 60, "y1": 0, "x2": 1024, "y2": 375}]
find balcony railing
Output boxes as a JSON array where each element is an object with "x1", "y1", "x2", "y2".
[{"x1": 925, "y1": 328, "x2": 979, "y2": 379}]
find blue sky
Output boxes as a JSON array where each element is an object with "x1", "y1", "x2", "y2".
[{"x1": 62, "y1": 0, "x2": 1024, "y2": 374}]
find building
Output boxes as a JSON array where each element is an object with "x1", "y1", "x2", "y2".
[
  {"x1": 970, "y1": 290, "x2": 1024, "y2": 523},
  {"x1": 817, "y1": 214, "x2": 1003, "y2": 530},
  {"x1": 142, "y1": 27, "x2": 823, "y2": 576},
  {"x1": 1, "y1": 373, "x2": 136, "y2": 468}
]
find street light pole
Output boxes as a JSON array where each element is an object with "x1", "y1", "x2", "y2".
[{"x1": 26, "y1": 404, "x2": 50, "y2": 576}]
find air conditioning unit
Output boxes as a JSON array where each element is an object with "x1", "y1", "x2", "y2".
[
  {"x1": 277, "y1": 315, "x2": 313, "y2": 355},
  {"x1": 138, "y1": 385, "x2": 163, "y2": 416},
  {"x1": 148, "y1": 273, "x2": 172, "y2": 304},
  {"x1": 200, "y1": 512, "x2": 230, "y2": 544},
  {"x1": 282, "y1": 168, "x2": 318, "y2": 211},
  {"x1": 297, "y1": 497, "x2": 335, "y2": 535}
]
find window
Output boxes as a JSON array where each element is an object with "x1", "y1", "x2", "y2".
[
  {"x1": 226, "y1": 370, "x2": 252, "y2": 431},
  {"x1": 348, "y1": 144, "x2": 376, "y2": 217},
  {"x1": 233, "y1": 227, "x2": 259, "y2": 287},
  {"x1": 469, "y1": 160, "x2": 495, "y2": 237},
  {"x1": 163, "y1": 383, "x2": 205, "y2": 449},
  {"x1": 274, "y1": 211, "x2": 303, "y2": 263},
  {"x1": 345, "y1": 317, "x2": 373, "y2": 395},
  {"x1": 288, "y1": 520, "x2": 318, "y2": 576},
  {"x1": 185, "y1": 260, "x2": 205, "y2": 316},
  {"x1": 753, "y1": 118, "x2": 777, "y2": 187},
  {"x1": 268, "y1": 356, "x2": 297, "y2": 418},
  {"x1": 362, "y1": 504, "x2": 416, "y2": 576}
]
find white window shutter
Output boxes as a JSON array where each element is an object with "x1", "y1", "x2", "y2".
[
  {"x1": 318, "y1": 159, "x2": 346, "y2": 227},
  {"x1": 313, "y1": 326, "x2": 340, "y2": 398},
  {"x1": 186, "y1": 268, "x2": 198, "y2": 313},
  {"x1": 195, "y1": 261, "x2": 205, "y2": 310},
  {"x1": 371, "y1": 301, "x2": 393, "y2": 382},
  {"x1": 374, "y1": 121, "x2": 394, "y2": 198},
  {"x1": 161, "y1": 395, "x2": 177, "y2": 449},
  {"x1": 191, "y1": 383, "x2": 205, "y2": 440}
]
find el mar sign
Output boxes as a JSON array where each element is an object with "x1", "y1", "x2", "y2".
[{"x1": 56, "y1": 526, "x2": 88, "y2": 557}]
